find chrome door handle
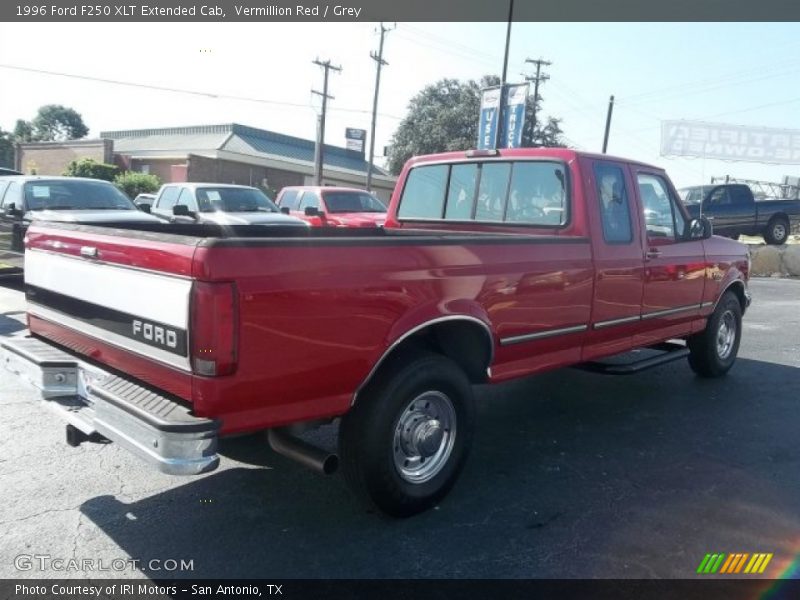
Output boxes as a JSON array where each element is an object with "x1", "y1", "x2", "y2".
[{"x1": 645, "y1": 249, "x2": 662, "y2": 260}]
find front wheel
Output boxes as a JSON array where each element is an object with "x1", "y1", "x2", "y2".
[
  {"x1": 339, "y1": 352, "x2": 475, "y2": 517},
  {"x1": 687, "y1": 291, "x2": 742, "y2": 377}
]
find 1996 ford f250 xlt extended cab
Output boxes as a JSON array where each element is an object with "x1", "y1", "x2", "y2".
[{"x1": 2, "y1": 148, "x2": 751, "y2": 517}]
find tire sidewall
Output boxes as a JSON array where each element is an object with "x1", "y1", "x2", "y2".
[
  {"x1": 358, "y1": 356, "x2": 475, "y2": 514},
  {"x1": 767, "y1": 218, "x2": 789, "y2": 245},
  {"x1": 707, "y1": 294, "x2": 742, "y2": 371}
]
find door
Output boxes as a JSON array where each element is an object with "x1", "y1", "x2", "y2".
[
  {"x1": 702, "y1": 184, "x2": 754, "y2": 236},
  {"x1": 634, "y1": 171, "x2": 706, "y2": 345},
  {"x1": 583, "y1": 159, "x2": 645, "y2": 360}
]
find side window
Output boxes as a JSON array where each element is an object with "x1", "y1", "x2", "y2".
[
  {"x1": 157, "y1": 186, "x2": 180, "y2": 210},
  {"x1": 299, "y1": 191, "x2": 321, "y2": 210},
  {"x1": 397, "y1": 165, "x2": 448, "y2": 219},
  {"x1": 595, "y1": 164, "x2": 633, "y2": 243},
  {"x1": 506, "y1": 162, "x2": 568, "y2": 225},
  {"x1": 0, "y1": 182, "x2": 9, "y2": 207},
  {"x1": 176, "y1": 188, "x2": 198, "y2": 211},
  {"x1": 474, "y1": 162, "x2": 511, "y2": 222},
  {"x1": 280, "y1": 190, "x2": 299, "y2": 210},
  {"x1": 638, "y1": 174, "x2": 686, "y2": 241},
  {"x1": 444, "y1": 164, "x2": 477, "y2": 220}
]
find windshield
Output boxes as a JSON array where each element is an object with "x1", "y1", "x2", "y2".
[
  {"x1": 323, "y1": 191, "x2": 387, "y2": 213},
  {"x1": 679, "y1": 186, "x2": 709, "y2": 204},
  {"x1": 24, "y1": 180, "x2": 136, "y2": 210},
  {"x1": 196, "y1": 187, "x2": 278, "y2": 213}
]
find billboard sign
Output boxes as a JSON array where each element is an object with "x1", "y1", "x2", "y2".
[
  {"x1": 477, "y1": 86, "x2": 502, "y2": 150},
  {"x1": 501, "y1": 83, "x2": 529, "y2": 149},
  {"x1": 345, "y1": 128, "x2": 366, "y2": 154},
  {"x1": 661, "y1": 120, "x2": 800, "y2": 165}
]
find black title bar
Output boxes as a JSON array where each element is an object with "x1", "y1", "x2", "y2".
[{"x1": 3, "y1": 0, "x2": 800, "y2": 22}]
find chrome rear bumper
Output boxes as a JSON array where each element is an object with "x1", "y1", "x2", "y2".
[{"x1": 2, "y1": 336, "x2": 219, "y2": 475}]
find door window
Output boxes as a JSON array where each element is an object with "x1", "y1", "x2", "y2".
[
  {"x1": 0, "y1": 182, "x2": 9, "y2": 206},
  {"x1": 638, "y1": 174, "x2": 686, "y2": 241},
  {"x1": 729, "y1": 185, "x2": 752, "y2": 206},
  {"x1": 299, "y1": 191, "x2": 321, "y2": 211},
  {"x1": 157, "y1": 186, "x2": 180, "y2": 210},
  {"x1": 706, "y1": 187, "x2": 731, "y2": 207},
  {"x1": 176, "y1": 188, "x2": 198, "y2": 211},
  {"x1": 594, "y1": 164, "x2": 633, "y2": 243},
  {"x1": 1, "y1": 183, "x2": 22, "y2": 210},
  {"x1": 280, "y1": 190, "x2": 300, "y2": 210}
]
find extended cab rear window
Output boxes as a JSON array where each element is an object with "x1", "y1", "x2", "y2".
[{"x1": 398, "y1": 161, "x2": 568, "y2": 227}]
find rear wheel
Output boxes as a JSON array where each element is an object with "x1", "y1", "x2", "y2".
[
  {"x1": 339, "y1": 352, "x2": 475, "y2": 517},
  {"x1": 764, "y1": 216, "x2": 789, "y2": 245},
  {"x1": 687, "y1": 291, "x2": 742, "y2": 377}
]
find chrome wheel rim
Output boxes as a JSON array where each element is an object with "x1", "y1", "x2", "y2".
[
  {"x1": 393, "y1": 391, "x2": 457, "y2": 484},
  {"x1": 716, "y1": 310, "x2": 736, "y2": 360},
  {"x1": 773, "y1": 223, "x2": 787, "y2": 242}
]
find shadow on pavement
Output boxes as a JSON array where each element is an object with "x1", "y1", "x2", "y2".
[{"x1": 79, "y1": 357, "x2": 800, "y2": 579}]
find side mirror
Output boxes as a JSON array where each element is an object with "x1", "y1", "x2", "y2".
[
  {"x1": 280, "y1": 206, "x2": 290, "y2": 215},
  {"x1": 136, "y1": 203, "x2": 152, "y2": 213},
  {"x1": 173, "y1": 204, "x2": 192, "y2": 217},
  {"x1": 687, "y1": 216, "x2": 713, "y2": 240},
  {"x1": 304, "y1": 206, "x2": 321, "y2": 217},
  {"x1": 4, "y1": 202, "x2": 19, "y2": 216}
]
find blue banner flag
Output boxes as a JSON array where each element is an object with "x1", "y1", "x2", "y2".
[
  {"x1": 477, "y1": 86, "x2": 502, "y2": 150},
  {"x1": 501, "y1": 83, "x2": 529, "y2": 149}
]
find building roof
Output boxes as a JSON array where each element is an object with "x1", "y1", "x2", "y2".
[{"x1": 101, "y1": 123, "x2": 392, "y2": 180}]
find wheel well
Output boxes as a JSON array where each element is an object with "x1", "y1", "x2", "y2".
[
  {"x1": 356, "y1": 319, "x2": 494, "y2": 402},
  {"x1": 767, "y1": 212, "x2": 790, "y2": 225},
  {"x1": 724, "y1": 281, "x2": 747, "y2": 312}
]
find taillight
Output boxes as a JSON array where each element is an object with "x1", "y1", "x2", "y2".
[{"x1": 190, "y1": 281, "x2": 237, "y2": 376}]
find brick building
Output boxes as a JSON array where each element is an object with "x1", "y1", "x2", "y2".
[{"x1": 15, "y1": 123, "x2": 397, "y2": 202}]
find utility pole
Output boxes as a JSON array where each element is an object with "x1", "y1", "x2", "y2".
[
  {"x1": 367, "y1": 23, "x2": 393, "y2": 192},
  {"x1": 523, "y1": 57, "x2": 551, "y2": 147},
  {"x1": 602, "y1": 94, "x2": 615, "y2": 154},
  {"x1": 501, "y1": 0, "x2": 514, "y2": 84},
  {"x1": 312, "y1": 58, "x2": 341, "y2": 186}
]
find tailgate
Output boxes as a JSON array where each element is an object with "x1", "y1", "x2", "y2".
[{"x1": 23, "y1": 223, "x2": 200, "y2": 400}]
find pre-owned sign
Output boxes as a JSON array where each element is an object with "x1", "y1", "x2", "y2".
[{"x1": 661, "y1": 120, "x2": 800, "y2": 164}]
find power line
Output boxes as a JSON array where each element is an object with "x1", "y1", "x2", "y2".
[{"x1": 0, "y1": 63, "x2": 403, "y2": 121}]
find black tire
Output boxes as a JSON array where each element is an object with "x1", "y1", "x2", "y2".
[
  {"x1": 339, "y1": 351, "x2": 475, "y2": 517},
  {"x1": 687, "y1": 291, "x2": 742, "y2": 378},
  {"x1": 764, "y1": 216, "x2": 790, "y2": 245}
]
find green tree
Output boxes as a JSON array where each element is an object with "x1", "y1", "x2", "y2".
[
  {"x1": 63, "y1": 158, "x2": 118, "y2": 181},
  {"x1": 13, "y1": 119, "x2": 34, "y2": 142},
  {"x1": 0, "y1": 129, "x2": 14, "y2": 169},
  {"x1": 387, "y1": 75, "x2": 565, "y2": 175},
  {"x1": 31, "y1": 105, "x2": 89, "y2": 141},
  {"x1": 114, "y1": 171, "x2": 161, "y2": 198}
]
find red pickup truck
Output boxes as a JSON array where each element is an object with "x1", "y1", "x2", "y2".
[{"x1": 2, "y1": 148, "x2": 750, "y2": 517}]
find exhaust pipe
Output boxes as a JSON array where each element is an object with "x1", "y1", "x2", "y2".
[{"x1": 267, "y1": 428, "x2": 339, "y2": 475}]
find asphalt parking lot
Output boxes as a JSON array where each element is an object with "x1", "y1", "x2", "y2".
[{"x1": 0, "y1": 276, "x2": 798, "y2": 579}]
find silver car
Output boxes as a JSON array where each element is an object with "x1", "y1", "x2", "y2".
[{"x1": 150, "y1": 183, "x2": 308, "y2": 227}]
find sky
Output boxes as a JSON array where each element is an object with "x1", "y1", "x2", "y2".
[{"x1": 0, "y1": 21, "x2": 798, "y2": 188}]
